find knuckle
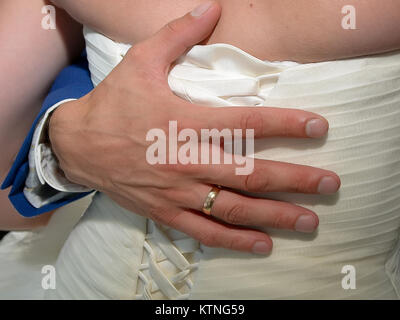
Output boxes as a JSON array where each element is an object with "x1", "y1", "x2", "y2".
[
  {"x1": 280, "y1": 109, "x2": 295, "y2": 136},
  {"x1": 239, "y1": 110, "x2": 264, "y2": 136},
  {"x1": 176, "y1": 117, "x2": 194, "y2": 132},
  {"x1": 199, "y1": 231, "x2": 245, "y2": 251},
  {"x1": 160, "y1": 187, "x2": 191, "y2": 207},
  {"x1": 290, "y1": 171, "x2": 310, "y2": 193},
  {"x1": 126, "y1": 43, "x2": 147, "y2": 62},
  {"x1": 225, "y1": 235, "x2": 245, "y2": 251},
  {"x1": 165, "y1": 20, "x2": 179, "y2": 36},
  {"x1": 244, "y1": 168, "x2": 270, "y2": 192},
  {"x1": 270, "y1": 211, "x2": 287, "y2": 229},
  {"x1": 198, "y1": 232, "x2": 218, "y2": 248},
  {"x1": 159, "y1": 187, "x2": 178, "y2": 201},
  {"x1": 126, "y1": 46, "x2": 163, "y2": 81},
  {"x1": 166, "y1": 162, "x2": 201, "y2": 177},
  {"x1": 148, "y1": 205, "x2": 170, "y2": 225},
  {"x1": 223, "y1": 202, "x2": 247, "y2": 225}
]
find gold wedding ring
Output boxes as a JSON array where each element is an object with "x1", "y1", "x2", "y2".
[{"x1": 202, "y1": 186, "x2": 221, "y2": 215}]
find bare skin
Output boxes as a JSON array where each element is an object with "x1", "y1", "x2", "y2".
[
  {"x1": 44, "y1": 0, "x2": 399, "y2": 252},
  {"x1": 51, "y1": 0, "x2": 400, "y2": 62},
  {"x1": 1, "y1": 1, "x2": 398, "y2": 249},
  {"x1": 49, "y1": 5, "x2": 336, "y2": 254},
  {"x1": 0, "y1": 0, "x2": 82, "y2": 230}
]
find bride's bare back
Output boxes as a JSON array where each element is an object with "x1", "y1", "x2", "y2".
[{"x1": 52, "y1": 0, "x2": 400, "y2": 62}]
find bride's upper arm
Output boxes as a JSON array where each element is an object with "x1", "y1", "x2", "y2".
[
  {"x1": 0, "y1": 0, "x2": 83, "y2": 229},
  {"x1": 0, "y1": 0, "x2": 84, "y2": 175}
]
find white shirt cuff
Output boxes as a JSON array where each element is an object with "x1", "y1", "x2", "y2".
[{"x1": 24, "y1": 99, "x2": 92, "y2": 208}]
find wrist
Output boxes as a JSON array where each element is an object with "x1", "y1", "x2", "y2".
[{"x1": 48, "y1": 98, "x2": 90, "y2": 184}]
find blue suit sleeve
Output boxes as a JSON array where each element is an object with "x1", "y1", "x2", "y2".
[{"x1": 1, "y1": 53, "x2": 95, "y2": 217}]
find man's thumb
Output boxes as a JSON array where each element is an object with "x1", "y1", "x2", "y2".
[{"x1": 140, "y1": 1, "x2": 221, "y2": 72}]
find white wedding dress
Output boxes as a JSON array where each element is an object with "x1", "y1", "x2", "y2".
[{"x1": 1, "y1": 26, "x2": 400, "y2": 300}]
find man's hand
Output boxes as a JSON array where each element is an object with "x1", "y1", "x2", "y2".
[{"x1": 49, "y1": 1, "x2": 340, "y2": 255}]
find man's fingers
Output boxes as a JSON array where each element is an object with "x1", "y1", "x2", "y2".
[
  {"x1": 133, "y1": 1, "x2": 221, "y2": 72},
  {"x1": 180, "y1": 184, "x2": 319, "y2": 232},
  {"x1": 111, "y1": 191, "x2": 272, "y2": 254},
  {"x1": 194, "y1": 159, "x2": 341, "y2": 195},
  {"x1": 169, "y1": 210, "x2": 273, "y2": 255},
  {"x1": 190, "y1": 106, "x2": 329, "y2": 138}
]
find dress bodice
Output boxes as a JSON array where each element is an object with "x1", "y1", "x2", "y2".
[{"x1": 51, "y1": 26, "x2": 400, "y2": 299}]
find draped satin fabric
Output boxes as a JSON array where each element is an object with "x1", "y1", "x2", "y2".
[
  {"x1": 168, "y1": 44, "x2": 400, "y2": 299},
  {"x1": 68, "y1": 27, "x2": 400, "y2": 299}
]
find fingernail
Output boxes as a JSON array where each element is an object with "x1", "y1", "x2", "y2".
[
  {"x1": 295, "y1": 215, "x2": 318, "y2": 233},
  {"x1": 252, "y1": 241, "x2": 271, "y2": 255},
  {"x1": 191, "y1": 1, "x2": 214, "y2": 17},
  {"x1": 306, "y1": 119, "x2": 328, "y2": 138},
  {"x1": 318, "y1": 176, "x2": 340, "y2": 194}
]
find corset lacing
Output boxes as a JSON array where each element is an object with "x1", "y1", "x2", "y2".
[{"x1": 134, "y1": 220, "x2": 200, "y2": 300}]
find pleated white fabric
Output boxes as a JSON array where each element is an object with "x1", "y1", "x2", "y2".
[
  {"x1": 1, "y1": 26, "x2": 399, "y2": 299},
  {"x1": 65, "y1": 27, "x2": 400, "y2": 299},
  {"x1": 168, "y1": 44, "x2": 400, "y2": 299}
]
